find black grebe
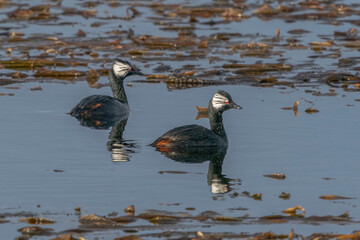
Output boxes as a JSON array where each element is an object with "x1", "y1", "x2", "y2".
[
  {"x1": 151, "y1": 90, "x2": 242, "y2": 150},
  {"x1": 70, "y1": 59, "x2": 143, "y2": 123}
]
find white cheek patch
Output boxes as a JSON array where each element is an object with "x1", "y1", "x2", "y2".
[
  {"x1": 212, "y1": 93, "x2": 228, "y2": 109},
  {"x1": 113, "y1": 62, "x2": 129, "y2": 77}
]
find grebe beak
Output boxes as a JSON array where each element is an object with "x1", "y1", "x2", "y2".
[
  {"x1": 132, "y1": 68, "x2": 144, "y2": 76},
  {"x1": 230, "y1": 102, "x2": 243, "y2": 110}
]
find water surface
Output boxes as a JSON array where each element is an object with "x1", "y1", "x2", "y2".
[{"x1": 1, "y1": 0, "x2": 360, "y2": 239}]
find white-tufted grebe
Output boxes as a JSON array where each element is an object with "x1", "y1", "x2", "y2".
[
  {"x1": 151, "y1": 90, "x2": 242, "y2": 150},
  {"x1": 70, "y1": 59, "x2": 143, "y2": 122}
]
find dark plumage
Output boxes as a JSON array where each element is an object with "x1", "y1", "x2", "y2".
[
  {"x1": 151, "y1": 90, "x2": 242, "y2": 150},
  {"x1": 70, "y1": 59, "x2": 143, "y2": 126}
]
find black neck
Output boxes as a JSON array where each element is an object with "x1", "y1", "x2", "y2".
[
  {"x1": 208, "y1": 101, "x2": 227, "y2": 140},
  {"x1": 109, "y1": 70, "x2": 128, "y2": 103}
]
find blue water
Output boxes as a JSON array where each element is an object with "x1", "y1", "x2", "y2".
[
  {"x1": 1, "y1": 80, "x2": 360, "y2": 237},
  {"x1": 1, "y1": 0, "x2": 360, "y2": 239}
]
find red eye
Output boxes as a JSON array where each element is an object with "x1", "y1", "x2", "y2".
[
  {"x1": 226, "y1": 101, "x2": 229, "y2": 104},
  {"x1": 129, "y1": 67, "x2": 132, "y2": 71}
]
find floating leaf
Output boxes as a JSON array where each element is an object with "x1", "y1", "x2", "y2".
[
  {"x1": 213, "y1": 216, "x2": 240, "y2": 222},
  {"x1": 223, "y1": 63, "x2": 292, "y2": 75},
  {"x1": 180, "y1": 70, "x2": 197, "y2": 76},
  {"x1": 124, "y1": 205, "x2": 135, "y2": 216},
  {"x1": 282, "y1": 205, "x2": 305, "y2": 215},
  {"x1": 74, "y1": 206, "x2": 81, "y2": 214},
  {"x1": 196, "y1": 231, "x2": 205, "y2": 238},
  {"x1": 319, "y1": 195, "x2": 354, "y2": 200},
  {"x1": 251, "y1": 193, "x2": 262, "y2": 200},
  {"x1": 279, "y1": 192, "x2": 291, "y2": 200},
  {"x1": 198, "y1": 40, "x2": 208, "y2": 48},
  {"x1": 106, "y1": 217, "x2": 135, "y2": 224},
  {"x1": 260, "y1": 215, "x2": 285, "y2": 220},
  {"x1": 254, "y1": 231, "x2": 291, "y2": 240},
  {"x1": 19, "y1": 217, "x2": 55, "y2": 224},
  {"x1": 132, "y1": 36, "x2": 197, "y2": 49},
  {"x1": 149, "y1": 216, "x2": 178, "y2": 224},
  {"x1": 322, "y1": 177, "x2": 336, "y2": 180},
  {"x1": 158, "y1": 171, "x2": 187, "y2": 174},
  {"x1": 0, "y1": 59, "x2": 68, "y2": 69},
  {"x1": 34, "y1": 68, "x2": 86, "y2": 80},
  {"x1": 79, "y1": 214, "x2": 111, "y2": 223},
  {"x1": 263, "y1": 173, "x2": 286, "y2": 180},
  {"x1": 196, "y1": 106, "x2": 208, "y2": 114},
  {"x1": 337, "y1": 233, "x2": 360, "y2": 239},
  {"x1": 288, "y1": 229, "x2": 294, "y2": 240},
  {"x1": 305, "y1": 108, "x2": 319, "y2": 114},
  {"x1": 86, "y1": 69, "x2": 100, "y2": 85},
  {"x1": 309, "y1": 41, "x2": 333, "y2": 47},
  {"x1": 281, "y1": 101, "x2": 299, "y2": 110},
  {"x1": 146, "y1": 74, "x2": 168, "y2": 80},
  {"x1": 196, "y1": 106, "x2": 209, "y2": 120},
  {"x1": 11, "y1": 71, "x2": 27, "y2": 79},
  {"x1": 18, "y1": 226, "x2": 53, "y2": 235},
  {"x1": 52, "y1": 233, "x2": 87, "y2": 240},
  {"x1": 253, "y1": 4, "x2": 279, "y2": 16},
  {"x1": 30, "y1": 86, "x2": 42, "y2": 91}
]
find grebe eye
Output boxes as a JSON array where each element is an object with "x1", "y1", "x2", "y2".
[
  {"x1": 225, "y1": 101, "x2": 229, "y2": 105},
  {"x1": 129, "y1": 67, "x2": 132, "y2": 71}
]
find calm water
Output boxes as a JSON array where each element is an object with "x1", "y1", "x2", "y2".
[
  {"x1": 1, "y1": 0, "x2": 360, "y2": 239},
  {"x1": 2, "y1": 81, "x2": 360, "y2": 237}
]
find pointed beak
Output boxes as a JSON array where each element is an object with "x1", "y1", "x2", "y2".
[
  {"x1": 230, "y1": 102, "x2": 243, "y2": 110},
  {"x1": 132, "y1": 68, "x2": 144, "y2": 76}
]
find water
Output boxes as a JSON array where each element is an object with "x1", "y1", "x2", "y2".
[
  {"x1": 1, "y1": 0, "x2": 360, "y2": 239},
  {"x1": 2, "y1": 80, "x2": 360, "y2": 237}
]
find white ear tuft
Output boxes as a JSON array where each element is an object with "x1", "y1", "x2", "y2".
[
  {"x1": 113, "y1": 61, "x2": 129, "y2": 77},
  {"x1": 212, "y1": 93, "x2": 228, "y2": 109}
]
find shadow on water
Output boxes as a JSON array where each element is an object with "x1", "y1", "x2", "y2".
[{"x1": 155, "y1": 146, "x2": 235, "y2": 194}]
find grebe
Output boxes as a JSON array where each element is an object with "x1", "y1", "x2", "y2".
[
  {"x1": 70, "y1": 59, "x2": 143, "y2": 122},
  {"x1": 151, "y1": 90, "x2": 242, "y2": 150}
]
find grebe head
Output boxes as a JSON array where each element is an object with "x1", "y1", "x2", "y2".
[
  {"x1": 112, "y1": 59, "x2": 143, "y2": 79},
  {"x1": 211, "y1": 90, "x2": 242, "y2": 112}
]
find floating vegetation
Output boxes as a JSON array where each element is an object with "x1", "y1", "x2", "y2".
[
  {"x1": 149, "y1": 216, "x2": 179, "y2": 224},
  {"x1": 305, "y1": 108, "x2": 319, "y2": 114},
  {"x1": 223, "y1": 63, "x2": 292, "y2": 76},
  {"x1": 34, "y1": 68, "x2": 86, "y2": 80},
  {"x1": 18, "y1": 226, "x2": 53, "y2": 236},
  {"x1": 195, "y1": 106, "x2": 208, "y2": 120},
  {"x1": 2, "y1": 206, "x2": 359, "y2": 239},
  {"x1": 124, "y1": 205, "x2": 135, "y2": 216},
  {"x1": 263, "y1": 173, "x2": 286, "y2": 180},
  {"x1": 131, "y1": 36, "x2": 197, "y2": 49},
  {"x1": 282, "y1": 205, "x2": 305, "y2": 216},
  {"x1": 319, "y1": 195, "x2": 355, "y2": 200},
  {"x1": 213, "y1": 216, "x2": 240, "y2": 222},
  {"x1": 0, "y1": 59, "x2": 69, "y2": 70},
  {"x1": 30, "y1": 86, "x2": 42, "y2": 91},
  {"x1": 279, "y1": 192, "x2": 291, "y2": 200},
  {"x1": 19, "y1": 217, "x2": 55, "y2": 224}
]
